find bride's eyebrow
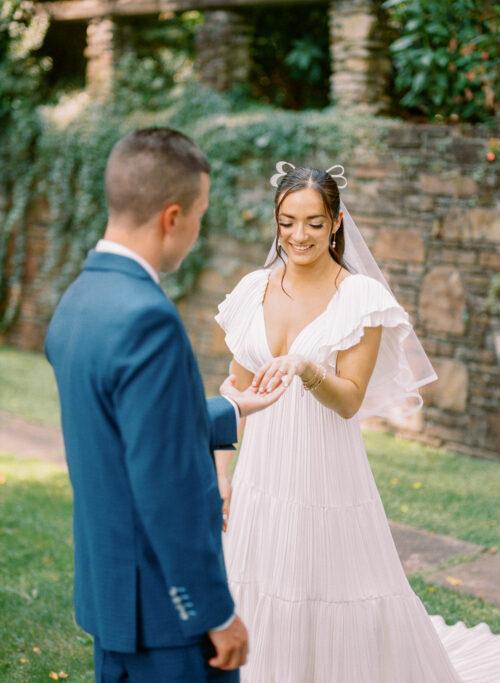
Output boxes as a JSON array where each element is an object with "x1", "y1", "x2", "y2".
[{"x1": 279, "y1": 213, "x2": 327, "y2": 219}]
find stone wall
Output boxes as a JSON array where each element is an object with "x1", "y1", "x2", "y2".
[
  {"x1": 176, "y1": 123, "x2": 500, "y2": 461},
  {"x1": 40, "y1": 0, "x2": 392, "y2": 110},
  {"x1": 329, "y1": 0, "x2": 392, "y2": 113},
  {"x1": 2, "y1": 120, "x2": 499, "y2": 460}
]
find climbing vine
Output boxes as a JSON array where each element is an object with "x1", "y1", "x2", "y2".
[
  {"x1": 0, "y1": 36, "x2": 369, "y2": 331},
  {"x1": 4, "y1": 3, "x2": 496, "y2": 335}
]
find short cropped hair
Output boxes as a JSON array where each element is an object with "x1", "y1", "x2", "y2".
[{"x1": 105, "y1": 127, "x2": 210, "y2": 224}]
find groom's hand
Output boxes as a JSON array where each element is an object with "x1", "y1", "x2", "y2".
[
  {"x1": 220, "y1": 374, "x2": 288, "y2": 417},
  {"x1": 208, "y1": 615, "x2": 248, "y2": 670}
]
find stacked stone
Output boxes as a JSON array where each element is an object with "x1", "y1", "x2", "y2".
[
  {"x1": 183, "y1": 124, "x2": 499, "y2": 460},
  {"x1": 194, "y1": 11, "x2": 253, "y2": 92},
  {"x1": 2, "y1": 119, "x2": 498, "y2": 460},
  {"x1": 329, "y1": 0, "x2": 392, "y2": 113},
  {"x1": 84, "y1": 16, "x2": 115, "y2": 98},
  {"x1": 347, "y1": 123, "x2": 499, "y2": 460}
]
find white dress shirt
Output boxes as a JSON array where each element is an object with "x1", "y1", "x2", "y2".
[{"x1": 95, "y1": 239, "x2": 237, "y2": 632}]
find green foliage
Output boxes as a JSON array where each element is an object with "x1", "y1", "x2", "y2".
[
  {"x1": 383, "y1": 0, "x2": 499, "y2": 122},
  {"x1": 0, "y1": 1, "x2": 51, "y2": 329},
  {"x1": 0, "y1": 39, "x2": 366, "y2": 331},
  {"x1": 0, "y1": 1, "x2": 51, "y2": 125},
  {"x1": 113, "y1": 11, "x2": 201, "y2": 113},
  {"x1": 247, "y1": 7, "x2": 331, "y2": 109}
]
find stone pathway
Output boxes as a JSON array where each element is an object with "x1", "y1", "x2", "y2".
[
  {"x1": 0, "y1": 410, "x2": 65, "y2": 465},
  {"x1": 389, "y1": 520, "x2": 500, "y2": 607},
  {"x1": 1, "y1": 410, "x2": 499, "y2": 608}
]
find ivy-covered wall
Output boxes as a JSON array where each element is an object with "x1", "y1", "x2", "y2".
[{"x1": 1, "y1": 94, "x2": 498, "y2": 460}]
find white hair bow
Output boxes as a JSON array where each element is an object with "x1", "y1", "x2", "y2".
[
  {"x1": 269, "y1": 161, "x2": 296, "y2": 188},
  {"x1": 269, "y1": 161, "x2": 348, "y2": 189}
]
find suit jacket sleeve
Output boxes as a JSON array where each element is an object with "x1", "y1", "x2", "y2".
[
  {"x1": 206, "y1": 396, "x2": 238, "y2": 451},
  {"x1": 112, "y1": 304, "x2": 235, "y2": 638}
]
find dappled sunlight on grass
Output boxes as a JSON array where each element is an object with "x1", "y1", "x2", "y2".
[
  {"x1": 365, "y1": 430, "x2": 500, "y2": 547},
  {"x1": 0, "y1": 346, "x2": 60, "y2": 426}
]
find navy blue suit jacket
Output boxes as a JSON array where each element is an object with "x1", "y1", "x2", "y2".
[{"x1": 45, "y1": 251, "x2": 237, "y2": 653}]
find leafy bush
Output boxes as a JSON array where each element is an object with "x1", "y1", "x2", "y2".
[
  {"x1": 0, "y1": 1, "x2": 51, "y2": 329},
  {"x1": 113, "y1": 11, "x2": 201, "y2": 113},
  {"x1": 246, "y1": 7, "x2": 330, "y2": 109},
  {"x1": 383, "y1": 0, "x2": 498, "y2": 122}
]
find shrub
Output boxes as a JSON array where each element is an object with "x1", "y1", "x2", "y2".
[{"x1": 383, "y1": 0, "x2": 498, "y2": 122}]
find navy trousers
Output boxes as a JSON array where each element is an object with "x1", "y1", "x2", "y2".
[{"x1": 94, "y1": 637, "x2": 240, "y2": 683}]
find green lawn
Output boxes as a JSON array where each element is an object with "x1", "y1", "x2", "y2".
[
  {"x1": 0, "y1": 456, "x2": 93, "y2": 682},
  {"x1": 0, "y1": 454, "x2": 498, "y2": 683},
  {"x1": 0, "y1": 346, "x2": 60, "y2": 426},
  {"x1": 1, "y1": 342, "x2": 500, "y2": 680},
  {"x1": 365, "y1": 430, "x2": 500, "y2": 548}
]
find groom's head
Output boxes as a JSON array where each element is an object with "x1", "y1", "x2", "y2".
[{"x1": 105, "y1": 127, "x2": 210, "y2": 272}]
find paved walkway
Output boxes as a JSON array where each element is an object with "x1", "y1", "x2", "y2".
[
  {"x1": 0, "y1": 410, "x2": 65, "y2": 465},
  {"x1": 1, "y1": 410, "x2": 499, "y2": 608}
]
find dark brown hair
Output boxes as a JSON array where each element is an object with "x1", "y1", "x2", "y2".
[
  {"x1": 269, "y1": 166, "x2": 351, "y2": 295},
  {"x1": 105, "y1": 127, "x2": 210, "y2": 225}
]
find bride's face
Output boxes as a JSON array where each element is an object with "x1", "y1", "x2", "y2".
[{"x1": 277, "y1": 187, "x2": 339, "y2": 265}]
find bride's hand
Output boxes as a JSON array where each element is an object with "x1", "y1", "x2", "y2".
[{"x1": 252, "y1": 354, "x2": 310, "y2": 393}]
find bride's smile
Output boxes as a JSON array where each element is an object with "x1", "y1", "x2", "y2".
[{"x1": 277, "y1": 186, "x2": 342, "y2": 268}]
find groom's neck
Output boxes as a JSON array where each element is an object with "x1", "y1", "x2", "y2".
[{"x1": 103, "y1": 220, "x2": 161, "y2": 274}]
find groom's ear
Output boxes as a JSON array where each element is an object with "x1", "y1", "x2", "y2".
[{"x1": 160, "y1": 203, "x2": 182, "y2": 236}]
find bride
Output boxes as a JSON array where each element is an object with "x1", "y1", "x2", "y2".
[{"x1": 214, "y1": 163, "x2": 500, "y2": 682}]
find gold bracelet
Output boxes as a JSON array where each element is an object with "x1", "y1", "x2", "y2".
[{"x1": 302, "y1": 363, "x2": 327, "y2": 392}]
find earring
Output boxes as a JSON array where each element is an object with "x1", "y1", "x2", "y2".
[{"x1": 331, "y1": 233, "x2": 336, "y2": 249}]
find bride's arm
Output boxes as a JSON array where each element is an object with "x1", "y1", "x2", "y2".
[
  {"x1": 252, "y1": 326, "x2": 382, "y2": 419},
  {"x1": 215, "y1": 358, "x2": 253, "y2": 530},
  {"x1": 305, "y1": 326, "x2": 382, "y2": 417}
]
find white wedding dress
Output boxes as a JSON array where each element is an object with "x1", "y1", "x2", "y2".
[{"x1": 215, "y1": 267, "x2": 500, "y2": 683}]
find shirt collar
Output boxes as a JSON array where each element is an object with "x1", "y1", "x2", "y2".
[{"x1": 95, "y1": 240, "x2": 160, "y2": 284}]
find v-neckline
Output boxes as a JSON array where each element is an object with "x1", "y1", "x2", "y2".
[{"x1": 260, "y1": 268, "x2": 356, "y2": 360}]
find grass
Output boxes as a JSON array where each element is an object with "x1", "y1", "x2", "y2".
[
  {"x1": 0, "y1": 346, "x2": 60, "y2": 427},
  {"x1": 0, "y1": 455, "x2": 93, "y2": 682},
  {"x1": 409, "y1": 574, "x2": 500, "y2": 633},
  {"x1": 365, "y1": 430, "x2": 500, "y2": 548},
  {"x1": 0, "y1": 452, "x2": 498, "y2": 683},
  {"x1": 1, "y1": 342, "x2": 500, "y2": 675}
]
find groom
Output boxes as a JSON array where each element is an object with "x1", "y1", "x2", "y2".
[{"x1": 44, "y1": 127, "x2": 285, "y2": 682}]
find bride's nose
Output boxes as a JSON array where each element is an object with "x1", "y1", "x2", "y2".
[{"x1": 292, "y1": 223, "x2": 307, "y2": 242}]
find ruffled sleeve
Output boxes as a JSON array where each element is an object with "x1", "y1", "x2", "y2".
[
  {"x1": 318, "y1": 274, "x2": 433, "y2": 421},
  {"x1": 214, "y1": 268, "x2": 269, "y2": 372}
]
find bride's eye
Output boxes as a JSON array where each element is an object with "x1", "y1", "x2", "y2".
[
  {"x1": 279, "y1": 223, "x2": 293, "y2": 229},
  {"x1": 310, "y1": 224, "x2": 324, "y2": 229}
]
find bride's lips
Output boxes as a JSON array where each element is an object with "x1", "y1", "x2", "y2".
[{"x1": 289, "y1": 243, "x2": 314, "y2": 254}]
